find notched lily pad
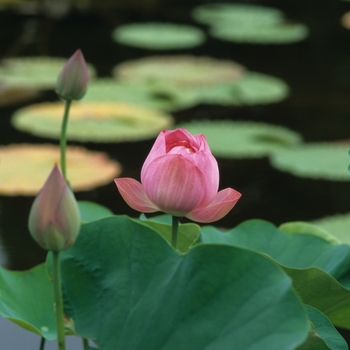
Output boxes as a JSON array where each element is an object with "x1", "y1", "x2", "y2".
[
  {"x1": 112, "y1": 22, "x2": 206, "y2": 50},
  {"x1": 11, "y1": 101, "x2": 174, "y2": 142},
  {"x1": 0, "y1": 144, "x2": 121, "y2": 195},
  {"x1": 270, "y1": 143, "x2": 350, "y2": 181},
  {"x1": 113, "y1": 56, "x2": 288, "y2": 106},
  {"x1": 192, "y1": 3, "x2": 308, "y2": 44},
  {"x1": 179, "y1": 120, "x2": 302, "y2": 158},
  {"x1": 0, "y1": 56, "x2": 96, "y2": 89},
  {"x1": 113, "y1": 55, "x2": 245, "y2": 87},
  {"x1": 84, "y1": 78, "x2": 188, "y2": 111}
]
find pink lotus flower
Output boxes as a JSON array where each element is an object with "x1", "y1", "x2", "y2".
[
  {"x1": 56, "y1": 49, "x2": 89, "y2": 101},
  {"x1": 114, "y1": 128, "x2": 241, "y2": 223},
  {"x1": 28, "y1": 165, "x2": 80, "y2": 251}
]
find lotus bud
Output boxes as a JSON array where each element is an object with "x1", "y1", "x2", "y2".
[
  {"x1": 55, "y1": 49, "x2": 89, "y2": 101},
  {"x1": 28, "y1": 165, "x2": 80, "y2": 251}
]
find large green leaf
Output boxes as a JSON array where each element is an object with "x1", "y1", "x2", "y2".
[
  {"x1": 59, "y1": 215, "x2": 310, "y2": 350},
  {"x1": 0, "y1": 264, "x2": 56, "y2": 340},
  {"x1": 297, "y1": 306, "x2": 348, "y2": 350},
  {"x1": 78, "y1": 201, "x2": 114, "y2": 223},
  {"x1": 200, "y1": 220, "x2": 350, "y2": 329}
]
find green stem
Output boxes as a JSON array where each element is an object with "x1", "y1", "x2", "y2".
[
  {"x1": 171, "y1": 216, "x2": 179, "y2": 250},
  {"x1": 60, "y1": 99, "x2": 72, "y2": 183},
  {"x1": 52, "y1": 250, "x2": 66, "y2": 350},
  {"x1": 39, "y1": 337, "x2": 46, "y2": 350}
]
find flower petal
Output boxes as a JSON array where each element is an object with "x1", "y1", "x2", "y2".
[
  {"x1": 114, "y1": 178, "x2": 158, "y2": 213},
  {"x1": 142, "y1": 154, "x2": 206, "y2": 217},
  {"x1": 186, "y1": 188, "x2": 242, "y2": 223}
]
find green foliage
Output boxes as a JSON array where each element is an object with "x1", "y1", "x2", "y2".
[
  {"x1": 1, "y1": 216, "x2": 350, "y2": 348},
  {"x1": 112, "y1": 23, "x2": 205, "y2": 50},
  {"x1": 78, "y1": 201, "x2": 114, "y2": 223},
  {"x1": 179, "y1": 120, "x2": 301, "y2": 159},
  {"x1": 59, "y1": 216, "x2": 309, "y2": 349}
]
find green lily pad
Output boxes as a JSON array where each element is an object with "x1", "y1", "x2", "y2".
[
  {"x1": 184, "y1": 71, "x2": 289, "y2": 105},
  {"x1": 113, "y1": 56, "x2": 288, "y2": 106},
  {"x1": 83, "y1": 78, "x2": 193, "y2": 111},
  {"x1": 0, "y1": 56, "x2": 96, "y2": 89},
  {"x1": 192, "y1": 3, "x2": 308, "y2": 44},
  {"x1": 270, "y1": 143, "x2": 350, "y2": 181},
  {"x1": 179, "y1": 120, "x2": 302, "y2": 158},
  {"x1": 0, "y1": 83, "x2": 41, "y2": 106},
  {"x1": 113, "y1": 55, "x2": 245, "y2": 88},
  {"x1": 192, "y1": 3, "x2": 284, "y2": 26},
  {"x1": 210, "y1": 22, "x2": 308, "y2": 44},
  {"x1": 310, "y1": 214, "x2": 350, "y2": 246},
  {"x1": 11, "y1": 101, "x2": 174, "y2": 142},
  {"x1": 112, "y1": 22, "x2": 205, "y2": 50},
  {"x1": 0, "y1": 144, "x2": 121, "y2": 195}
]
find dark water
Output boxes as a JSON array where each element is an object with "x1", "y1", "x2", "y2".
[{"x1": 1, "y1": 0, "x2": 350, "y2": 347}]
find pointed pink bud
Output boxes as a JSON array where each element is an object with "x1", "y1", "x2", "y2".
[
  {"x1": 56, "y1": 49, "x2": 89, "y2": 101},
  {"x1": 28, "y1": 165, "x2": 80, "y2": 251},
  {"x1": 115, "y1": 128, "x2": 242, "y2": 223}
]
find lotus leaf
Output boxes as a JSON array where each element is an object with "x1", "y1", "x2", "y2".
[
  {"x1": 210, "y1": 22, "x2": 308, "y2": 44},
  {"x1": 179, "y1": 120, "x2": 302, "y2": 158},
  {"x1": 311, "y1": 214, "x2": 350, "y2": 246},
  {"x1": 113, "y1": 55, "x2": 245, "y2": 87},
  {"x1": 0, "y1": 144, "x2": 121, "y2": 195},
  {"x1": 112, "y1": 22, "x2": 205, "y2": 50},
  {"x1": 0, "y1": 57, "x2": 96, "y2": 89},
  {"x1": 270, "y1": 143, "x2": 350, "y2": 181},
  {"x1": 192, "y1": 3, "x2": 284, "y2": 26},
  {"x1": 11, "y1": 101, "x2": 174, "y2": 142}
]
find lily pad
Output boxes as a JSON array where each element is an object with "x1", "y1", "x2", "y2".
[
  {"x1": 11, "y1": 101, "x2": 174, "y2": 142},
  {"x1": 270, "y1": 143, "x2": 350, "y2": 181},
  {"x1": 192, "y1": 3, "x2": 308, "y2": 44},
  {"x1": 113, "y1": 56, "x2": 288, "y2": 106},
  {"x1": 0, "y1": 83, "x2": 41, "y2": 106},
  {"x1": 83, "y1": 78, "x2": 193, "y2": 111},
  {"x1": 0, "y1": 56, "x2": 96, "y2": 89},
  {"x1": 0, "y1": 144, "x2": 121, "y2": 195},
  {"x1": 113, "y1": 55, "x2": 245, "y2": 88},
  {"x1": 311, "y1": 214, "x2": 350, "y2": 246},
  {"x1": 112, "y1": 22, "x2": 205, "y2": 50},
  {"x1": 192, "y1": 3, "x2": 284, "y2": 26},
  {"x1": 210, "y1": 22, "x2": 308, "y2": 44},
  {"x1": 179, "y1": 120, "x2": 302, "y2": 158}
]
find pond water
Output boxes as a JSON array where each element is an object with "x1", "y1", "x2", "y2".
[{"x1": 1, "y1": 0, "x2": 350, "y2": 347}]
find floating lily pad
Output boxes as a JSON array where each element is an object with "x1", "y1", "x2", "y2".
[
  {"x1": 0, "y1": 83, "x2": 41, "y2": 106},
  {"x1": 0, "y1": 144, "x2": 121, "y2": 195},
  {"x1": 192, "y1": 3, "x2": 308, "y2": 44},
  {"x1": 311, "y1": 214, "x2": 350, "y2": 246},
  {"x1": 270, "y1": 143, "x2": 350, "y2": 181},
  {"x1": 210, "y1": 22, "x2": 308, "y2": 44},
  {"x1": 113, "y1": 56, "x2": 288, "y2": 106},
  {"x1": 11, "y1": 101, "x2": 174, "y2": 142},
  {"x1": 83, "y1": 78, "x2": 194, "y2": 111},
  {"x1": 179, "y1": 120, "x2": 302, "y2": 158},
  {"x1": 112, "y1": 22, "x2": 205, "y2": 50},
  {"x1": 113, "y1": 55, "x2": 245, "y2": 87},
  {"x1": 192, "y1": 3, "x2": 284, "y2": 26},
  {"x1": 184, "y1": 71, "x2": 289, "y2": 105},
  {"x1": 0, "y1": 57, "x2": 96, "y2": 89}
]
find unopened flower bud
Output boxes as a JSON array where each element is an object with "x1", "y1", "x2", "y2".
[
  {"x1": 28, "y1": 165, "x2": 80, "y2": 251},
  {"x1": 56, "y1": 49, "x2": 89, "y2": 101}
]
